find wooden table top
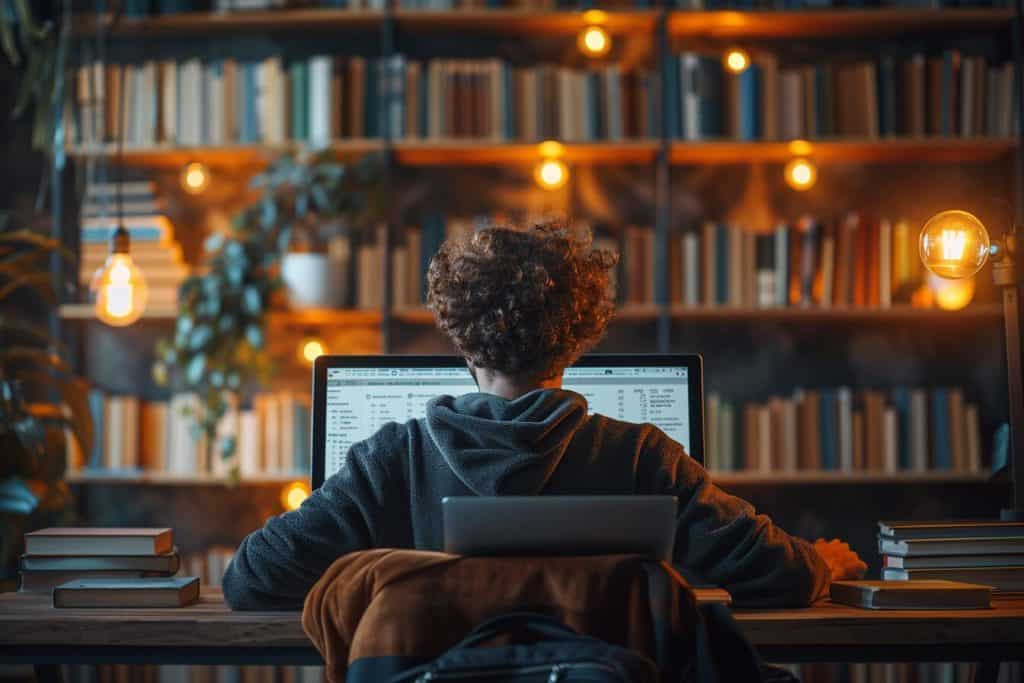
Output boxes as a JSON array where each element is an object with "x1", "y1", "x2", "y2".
[{"x1": 1, "y1": 588, "x2": 1023, "y2": 650}]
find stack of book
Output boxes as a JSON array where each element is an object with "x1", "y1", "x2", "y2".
[
  {"x1": 668, "y1": 50, "x2": 1017, "y2": 140},
  {"x1": 704, "y1": 386, "x2": 983, "y2": 474},
  {"x1": 81, "y1": 181, "x2": 189, "y2": 316},
  {"x1": 20, "y1": 527, "x2": 179, "y2": 594},
  {"x1": 879, "y1": 520, "x2": 1024, "y2": 593}
]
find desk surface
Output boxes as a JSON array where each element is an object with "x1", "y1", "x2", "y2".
[{"x1": 2, "y1": 588, "x2": 1023, "y2": 663}]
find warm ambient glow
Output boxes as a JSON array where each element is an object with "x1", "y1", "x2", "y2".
[
  {"x1": 724, "y1": 48, "x2": 750, "y2": 74},
  {"x1": 180, "y1": 161, "x2": 211, "y2": 195},
  {"x1": 578, "y1": 25, "x2": 611, "y2": 58},
  {"x1": 280, "y1": 481, "x2": 311, "y2": 511},
  {"x1": 928, "y1": 273, "x2": 976, "y2": 311},
  {"x1": 784, "y1": 157, "x2": 817, "y2": 191},
  {"x1": 90, "y1": 253, "x2": 148, "y2": 326},
  {"x1": 298, "y1": 336, "x2": 327, "y2": 366},
  {"x1": 535, "y1": 158, "x2": 569, "y2": 190},
  {"x1": 919, "y1": 210, "x2": 991, "y2": 280}
]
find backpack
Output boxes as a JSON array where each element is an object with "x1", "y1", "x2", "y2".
[{"x1": 388, "y1": 612, "x2": 661, "y2": 683}]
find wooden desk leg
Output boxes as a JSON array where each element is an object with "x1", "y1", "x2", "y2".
[
  {"x1": 34, "y1": 664, "x2": 63, "y2": 683},
  {"x1": 973, "y1": 661, "x2": 1001, "y2": 683}
]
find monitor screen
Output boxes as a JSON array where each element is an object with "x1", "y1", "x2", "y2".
[{"x1": 323, "y1": 364, "x2": 691, "y2": 480}]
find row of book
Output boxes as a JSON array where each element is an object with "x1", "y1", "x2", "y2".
[
  {"x1": 391, "y1": 214, "x2": 935, "y2": 310},
  {"x1": 73, "y1": 391, "x2": 313, "y2": 478},
  {"x1": 667, "y1": 51, "x2": 1018, "y2": 142},
  {"x1": 878, "y1": 520, "x2": 1024, "y2": 593},
  {"x1": 703, "y1": 387, "x2": 984, "y2": 474}
]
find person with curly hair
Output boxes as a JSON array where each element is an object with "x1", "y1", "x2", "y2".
[{"x1": 224, "y1": 224, "x2": 864, "y2": 611}]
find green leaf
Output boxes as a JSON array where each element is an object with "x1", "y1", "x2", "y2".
[
  {"x1": 245, "y1": 325, "x2": 264, "y2": 350},
  {"x1": 12, "y1": 0, "x2": 44, "y2": 40},
  {"x1": 187, "y1": 325, "x2": 213, "y2": 351},
  {"x1": 241, "y1": 286, "x2": 262, "y2": 316},
  {"x1": 0, "y1": 316, "x2": 67, "y2": 356},
  {"x1": 0, "y1": 347, "x2": 73, "y2": 377},
  {"x1": 0, "y1": 15, "x2": 19, "y2": 65},
  {"x1": 185, "y1": 354, "x2": 206, "y2": 386},
  {"x1": 0, "y1": 230, "x2": 59, "y2": 250},
  {"x1": 204, "y1": 232, "x2": 225, "y2": 253},
  {"x1": 0, "y1": 270, "x2": 55, "y2": 303}
]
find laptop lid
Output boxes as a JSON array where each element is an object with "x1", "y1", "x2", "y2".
[
  {"x1": 311, "y1": 353, "x2": 704, "y2": 489},
  {"x1": 442, "y1": 495, "x2": 678, "y2": 562}
]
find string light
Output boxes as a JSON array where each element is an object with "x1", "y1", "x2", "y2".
[
  {"x1": 578, "y1": 25, "x2": 611, "y2": 58},
  {"x1": 723, "y1": 48, "x2": 750, "y2": 74},
  {"x1": 180, "y1": 161, "x2": 211, "y2": 195},
  {"x1": 784, "y1": 157, "x2": 817, "y2": 191},
  {"x1": 297, "y1": 336, "x2": 327, "y2": 366},
  {"x1": 90, "y1": 229, "x2": 148, "y2": 326},
  {"x1": 280, "y1": 481, "x2": 311, "y2": 511},
  {"x1": 535, "y1": 159, "x2": 569, "y2": 190}
]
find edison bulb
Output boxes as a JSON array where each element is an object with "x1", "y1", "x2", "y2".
[
  {"x1": 919, "y1": 210, "x2": 991, "y2": 280},
  {"x1": 180, "y1": 161, "x2": 210, "y2": 195},
  {"x1": 578, "y1": 25, "x2": 611, "y2": 58},
  {"x1": 724, "y1": 49, "x2": 750, "y2": 74},
  {"x1": 298, "y1": 336, "x2": 327, "y2": 366},
  {"x1": 280, "y1": 480, "x2": 311, "y2": 511},
  {"x1": 535, "y1": 159, "x2": 569, "y2": 190},
  {"x1": 90, "y1": 253, "x2": 148, "y2": 326},
  {"x1": 784, "y1": 157, "x2": 817, "y2": 191}
]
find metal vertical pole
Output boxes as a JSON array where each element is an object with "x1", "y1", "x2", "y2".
[{"x1": 655, "y1": 9, "x2": 671, "y2": 354}]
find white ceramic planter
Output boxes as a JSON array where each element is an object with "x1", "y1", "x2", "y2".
[{"x1": 282, "y1": 252, "x2": 338, "y2": 309}]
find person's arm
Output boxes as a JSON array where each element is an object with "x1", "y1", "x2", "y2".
[
  {"x1": 646, "y1": 429, "x2": 832, "y2": 607},
  {"x1": 222, "y1": 423, "x2": 407, "y2": 610}
]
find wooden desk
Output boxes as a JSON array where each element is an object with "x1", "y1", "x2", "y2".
[{"x1": 1, "y1": 589, "x2": 1022, "y2": 673}]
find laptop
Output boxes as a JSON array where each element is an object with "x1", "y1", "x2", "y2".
[
  {"x1": 441, "y1": 495, "x2": 678, "y2": 561},
  {"x1": 311, "y1": 353, "x2": 704, "y2": 489}
]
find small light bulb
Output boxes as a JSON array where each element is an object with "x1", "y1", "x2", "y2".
[
  {"x1": 181, "y1": 161, "x2": 211, "y2": 195},
  {"x1": 280, "y1": 480, "x2": 311, "y2": 511},
  {"x1": 90, "y1": 253, "x2": 148, "y2": 326},
  {"x1": 784, "y1": 157, "x2": 817, "y2": 191},
  {"x1": 578, "y1": 25, "x2": 611, "y2": 58},
  {"x1": 298, "y1": 337, "x2": 327, "y2": 366},
  {"x1": 928, "y1": 272, "x2": 976, "y2": 311},
  {"x1": 724, "y1": 49, "x2": 750, "y2": 74},
  {"x1": 919, "y1": 210, "x2": 991, "y2": 280},
  {"x1": 535, "y1": 159, "x2": 569, "y2": 190}
]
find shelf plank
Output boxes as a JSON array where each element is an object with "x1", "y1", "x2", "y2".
[
  {"x1": 392, "y1": 305, "x2": 662, "y2": 324},
  {"x1": 66, "y1": 471, "x2": 305, "y2": 486},
  {"x1": 713, "y1": 470, "x2": 992, "y2": 485},
  {"x1": 670, "y1": 138, "x2": 1015, "y2": 165},
  {"x1": 59, "y1": 304, "x2": 383, "y2": 327},
  {"x1": 72, "y1": 9, "x2": 384, "y2": 37},
  {"x1": 670, "y1": 304, "x2": 1002, "y2": 321},
  {"x1": 66, "y1": 141, "x2": 384, "y2": 170},
  {"x1": 393, "y1": 140, "x2": 660, "y2": 165},
  {"x1": 58, "y1": 304, "x2": 179, "y2": 321},
  {"x1": 393, "y1": 9, "x2": 657, "y2": 35},
  {"x1": 668, "y1": 8, "x2": 1012, "y2": 39}
]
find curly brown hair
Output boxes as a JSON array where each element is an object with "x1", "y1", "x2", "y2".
[{"x1": 426, "y1": 224, "x2": 617, "y2": 380}]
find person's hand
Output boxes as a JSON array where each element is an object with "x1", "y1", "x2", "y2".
[{"x1": 814, "y1": 538, "x2": 868, "y2": 581}]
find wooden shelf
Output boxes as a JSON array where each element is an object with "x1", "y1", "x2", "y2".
[
  {"x1": 66, "y1": 141, "x2": 384, "y2": 171},
  {"x1": 59, "y1": 304, "x2": 382, "y2": 327},
  {"x1": 392, "y1": 304, "x2": 661, "y2": 325},
  {"x1": 713, "y1": 470, "x2": 993, "y2": 485},
  {"x1": 670, "y1": 138, "x2": 1016, "y2": 165},
  {"x1": 393, "y1": 9, "x2": 657, "y2": 36},
  {"x1": 393, "y1": 140, "x2": 660, "y2": 165},
  {"x1": 66, "y1": 471, "x2": 305, "y2": 485},
  {"x1": 72, "y1": 9, "x2": 384, "y2": 37},
  {"x1": 670, "y1": 304, "x2": 1002, "y2": 321}
]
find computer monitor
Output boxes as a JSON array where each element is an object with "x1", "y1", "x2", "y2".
[{"x1": 311, "y1": 354, "x2": 704, "y2": 489}]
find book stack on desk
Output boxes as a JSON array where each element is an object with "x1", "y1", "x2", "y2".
[
  {"x1": 20, "y1": 527, "x2": 180, "y2": 594},
  {"x1": 878, "y1": 520, "x2": 1024, "y2": 593}
]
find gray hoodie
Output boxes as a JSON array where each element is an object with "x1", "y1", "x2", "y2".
[{"x1": 222, "y1": 389, "x2": 829, "y2": 610}]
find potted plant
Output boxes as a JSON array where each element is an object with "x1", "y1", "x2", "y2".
[
  {"x1": 0, "y1": 215, "x2": 91, "y2": 586},
  {"x1": 153, "y1": 151, "x2": 385, "y2": 475}
]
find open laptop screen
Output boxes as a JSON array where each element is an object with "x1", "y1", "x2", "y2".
[{"x1": 313, "y1": 355, "x2": 703, "y2": 488}]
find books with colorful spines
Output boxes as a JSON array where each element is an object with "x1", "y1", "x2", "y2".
[
  {"x1": 53, "y1": 576, "x2": 200, "y2": 608},
  {"x1": 881, "y1": 567, "x2": 1024, "y2": 593},
  {"x1": 21, "y1": 549, "x2": 181, "y2": 573},
  {"x1": 879, "y1": 520, "x2": 1024, "y2": 540},
  {"x1": 25, "y1": 528, "x2": 173, "y2": 556},
  {"x1": 884, "y1": 554, "x2": 1024, "y2": 570},
  {"x1": 80, "y1": 215, "x2": 174, "y2": 245},
  {"x1": 830, "y1": 580, "x2": 991, "y2": 610}
]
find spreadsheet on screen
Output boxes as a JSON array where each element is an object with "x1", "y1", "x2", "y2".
[{"x1": 323, "y1": 365, "x2": 690, "y2": 478}]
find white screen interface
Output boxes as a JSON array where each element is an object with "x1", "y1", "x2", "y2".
[{"x1": 323, "y1": 365, "x2": 690, "y2": 478}]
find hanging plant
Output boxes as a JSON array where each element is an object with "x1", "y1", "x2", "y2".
[{"x1": 153, "y1": 150, "x2": 386, "y2": 477}]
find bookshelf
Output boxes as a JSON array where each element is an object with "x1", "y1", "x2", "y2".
[{"x1": 59, "y1": 303, "x2": 384, "y2": 327}]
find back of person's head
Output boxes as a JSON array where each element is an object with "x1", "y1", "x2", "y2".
[{"x1": 426, "y1": 224, "x2": 617, "y2": 381}]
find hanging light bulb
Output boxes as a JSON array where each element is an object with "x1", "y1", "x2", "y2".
[
  {"x1": 280, "y1": 480, "x2": 311, "y2": 512},
  {"x1": 919, "y1": 209, "x2": 992, "y2": 280},
  {"x1": 578, "y1": 25, "x2": 611, "y2": 58},
  {"x1": 784, "y1": 157, "x2": 817, "y2": 191},
  {"x1": 297, "y1": 335, "x2": 328, "y2": 366},
  {"x1": 535, "y1": 158, "x2": 569, "y2": 191},
  {"x1": 180, "y1": 161, "x2": 211, "y2": 195},
  {"x1": 90, "y1": 227, "x2": 148, "y2": 326},
  {"x1": 724, "y1": 48, "x2": 750, "y2": 74}
]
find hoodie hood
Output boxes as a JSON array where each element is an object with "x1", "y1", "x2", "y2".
[{"x1": 424, "y1": 388, "x2": 589, "y2": 496}]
